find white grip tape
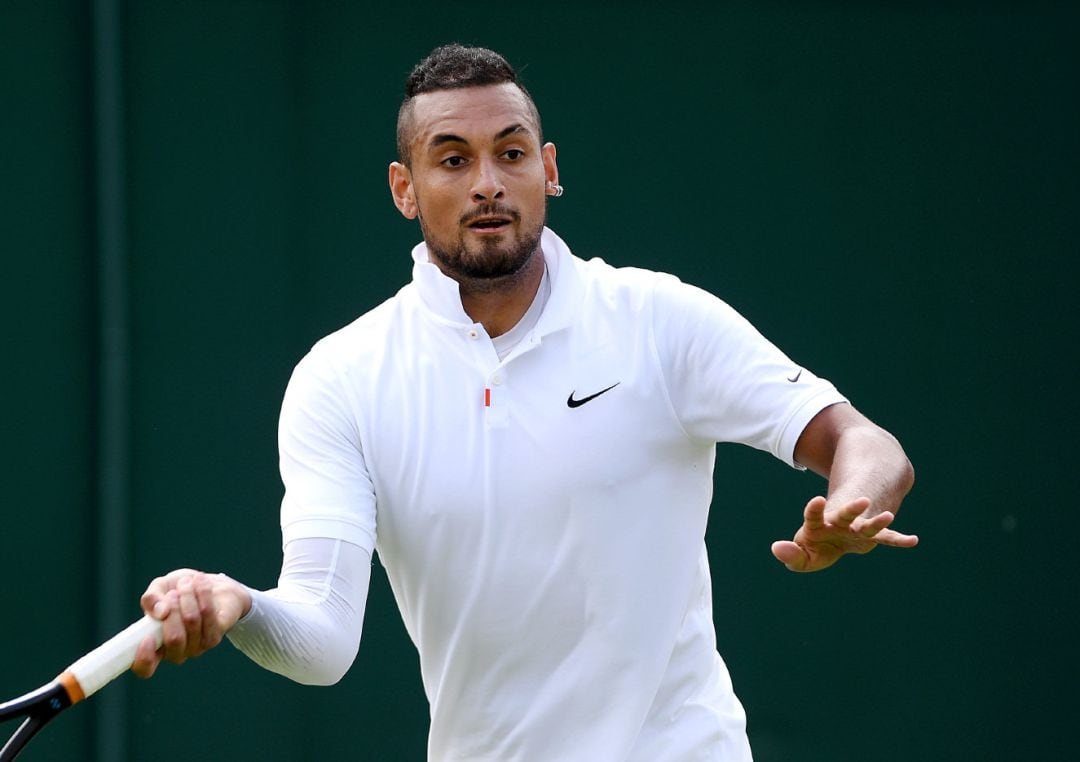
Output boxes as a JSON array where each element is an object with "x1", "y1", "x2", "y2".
[{"x1": 65, "y1": 616, "x2": 164, "y2": 698}]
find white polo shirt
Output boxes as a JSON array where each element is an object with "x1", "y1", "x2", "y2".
[{"x1": 277, "y1": 227, "x2": 846, "y2": 761}]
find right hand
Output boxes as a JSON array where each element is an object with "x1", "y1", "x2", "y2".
[
  {"x1": 132, "y1": 568, "x2": 252, "y2": 678},
  {"x1": 770, "y1": 495, "x2": 917, "y2": 572}
]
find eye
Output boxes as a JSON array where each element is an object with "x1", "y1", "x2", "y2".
[
  {"x1": 501, "y1": 149, "x2": 525, "y2": 161},
  {"x1": 441, "y1": 155, "x2": 468, "y2": 168}
]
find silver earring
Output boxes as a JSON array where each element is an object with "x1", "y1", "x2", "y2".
[{"x1": 549, "y1": 183, "x2": 564, "y2": 198}]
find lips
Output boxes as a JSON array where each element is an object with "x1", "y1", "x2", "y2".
[
  {"x1": 462, "y1": 206, "x2": 518, "y2": 233},
  {"x1": 466, "y1": 215, "x2": 512, "y2": 230}
]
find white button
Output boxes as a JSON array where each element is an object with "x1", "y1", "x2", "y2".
[
  {"x1": 467, "y1": 330, "x2": 479, "y2": 339},
  {"x1": 492, "y1": 375, "x2": 503, "y2": 386}
]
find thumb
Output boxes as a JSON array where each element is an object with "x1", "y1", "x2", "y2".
[{"x1": 771, "y1": 540, "x2": 809, "y2": 572}]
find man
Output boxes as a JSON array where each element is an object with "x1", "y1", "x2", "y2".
[{"x1": 134, "y1": 44, "x2": 915, "y2": 760}]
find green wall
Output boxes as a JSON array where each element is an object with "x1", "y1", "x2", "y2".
[{"x1": 2, "y1": 1, "x2": 1076, "y2": 760}]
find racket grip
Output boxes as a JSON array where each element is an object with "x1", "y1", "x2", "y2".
[{"x1": 57, "y1": 616, "x2": 164, "y2": 703}]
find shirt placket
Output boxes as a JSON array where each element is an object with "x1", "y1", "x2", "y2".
[{"x1": 464, "y1": 324, "x2": 510, "y2": 429}]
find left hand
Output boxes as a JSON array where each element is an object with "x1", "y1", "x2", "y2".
[{"x1": 771, "y1": 495, "x2": 918, "y2": 572}]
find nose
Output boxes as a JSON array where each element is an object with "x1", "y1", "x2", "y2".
[{"x1": 470, "y1": 156, "x2": 505, "y2": 202}]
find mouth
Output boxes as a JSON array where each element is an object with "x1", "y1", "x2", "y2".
[{"x1": 464, "y1": 213, "x2": 515, "y2": 235}]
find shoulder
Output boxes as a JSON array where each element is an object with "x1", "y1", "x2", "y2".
[
  {"x1": 295, "y1": 284, "x2": 416, "y2": 383},
  {"x1": 576, "y1": 255, "x2": 745, "y2": 332},
  {"x1": 576, "y1": 256, "x2": 680, "y2": 313}
]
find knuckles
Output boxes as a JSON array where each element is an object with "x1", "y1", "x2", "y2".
[{"x1": 141, "y1": 568, "x2": 228, "y2": 666}]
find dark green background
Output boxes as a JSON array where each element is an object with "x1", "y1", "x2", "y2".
[{"x1": 2, "y1": 1, "x2": 1076, "y2": 760}]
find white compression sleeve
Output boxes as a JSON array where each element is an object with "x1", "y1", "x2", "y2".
[{"x1": 225, "y1": 536, "x2": 371, "y2": 686}]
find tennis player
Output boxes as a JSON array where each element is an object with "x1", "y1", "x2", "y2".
[{"x1": 134, "y1": 44, "x2": 916, "y2": 760}]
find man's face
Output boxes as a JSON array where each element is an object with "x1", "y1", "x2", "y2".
[{"x1": 389, "y1": 83, "x2": 558, "y2": 287}]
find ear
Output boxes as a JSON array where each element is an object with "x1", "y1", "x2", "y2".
[
  {"x1": 389, "y1": 162, "x2": 418, "y2": 219},
  {"x1": 542, "y1": 143, "x2": 559, "y2": 194}
]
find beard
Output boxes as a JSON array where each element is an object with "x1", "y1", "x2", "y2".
[{"x1": 421, "y1": 205, "x2": 545, "y2": 293}]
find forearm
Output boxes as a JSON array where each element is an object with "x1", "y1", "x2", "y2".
[
  {"x1": 778, "y1": 404, "x2": 917, "y2": 571},
  {"x1": 824, "y1": 424, "x2": 914, "y2": 516},
  {"x1": 226, "y1": 537, "x2": 371, "y2": 686}
]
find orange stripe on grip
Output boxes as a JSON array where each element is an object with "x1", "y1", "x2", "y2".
[{"x1": 57, "y1": 671, "x2": 86, "y2": 704}]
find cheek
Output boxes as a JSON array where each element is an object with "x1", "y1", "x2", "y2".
[
  {"x1": 524, "y1": 185, "x2": 549, "y2": 218},
  {"x1": 414, "y1": 188, "x2": 457, "y2": 225}
]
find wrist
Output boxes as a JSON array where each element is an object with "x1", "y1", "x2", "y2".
[{"x1": 213, "y1": 573, "x2": 253, "y2": 624}]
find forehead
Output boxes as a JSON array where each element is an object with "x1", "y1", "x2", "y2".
[{"x1": 408, "y1": 83, "x2": 539, "y2": 150}]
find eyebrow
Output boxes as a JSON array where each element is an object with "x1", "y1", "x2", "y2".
[
  {"x1": 429, "y1": 133, "x2": 467, "y2": 149},
  {"x1": 495, "y1": 123, "x2": 529, "y2": 141},
  {"x1": 427, "y1": 123, "x2": 531, "y2": 151}
]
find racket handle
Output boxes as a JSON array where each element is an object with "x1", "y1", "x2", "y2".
[{"x1": 57, "y1": 616, "x2": 164, "y2": 703}]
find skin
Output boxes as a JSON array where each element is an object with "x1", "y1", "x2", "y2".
[
  {"x1": 782, "y1": 401, "x2": 916, "y2": 571},
  {"x1": 131, "y1": 83, "x2": 915, "y2": 678},
  {"x1": 132, "y1": 568, "x2": 249, "y2": 678},
  {"x1": 389, "y1": 82, "x2": 561, "y2": 337}
]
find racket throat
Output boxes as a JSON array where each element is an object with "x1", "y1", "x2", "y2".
[
  {"x1": 0, "y1": 682, "x2": 71, "y2": 721},
  {"x1": 0, "y1": 682, "x2": 72, "y2": 762}
]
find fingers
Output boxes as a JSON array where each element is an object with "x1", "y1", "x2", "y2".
[
  {"x1": 867, "y1": 527, "x2": 920, "y2": 548},
  {"x1": 159, "y1": 587, "x2": 189, "y2": 664},
  {"x1": 141, "y1": 568, "x2": 196, "y2": 617},
  {"x1": 177, "y1": 576, "x2": 204, "y2": 655},
  {"x1": 136, "y1": 569, "x2": 232, "y2": 674},
  {"x1": 776, "y1": 495, "x2": 916, "y2": 572},
  {"x1": 131, "y1": 633, "x2": 162, "y2": 679},
  {"x1": 830, "y1": 497, "x2": 872, "y2": 529},
  {"x1": 190, "y1": 574, "x2": 225, "y2": 651},
  {"x1": 845, "y1": 508, "x2": 919, "y2": 546},
  {"x1": 801, "y1": 496, "x2": 827, "y2": 530},
  {"x1": 164, "y1": 574, "x2": 212, "y2": 662},
  {"x1": 849, "y1": 510, "x2": 893, "y2": 538},
  {"x1": 804, "y1": 495, "x2": 873, "y2": 528}
]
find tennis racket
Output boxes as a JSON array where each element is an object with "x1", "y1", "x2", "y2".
[{"x1": 0, "y1": 616, "x2": 163, "y2": 760}]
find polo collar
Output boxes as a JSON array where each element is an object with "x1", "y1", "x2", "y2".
[{"x1": 409, "y1": 227, "x2": 587, "y2": 338}]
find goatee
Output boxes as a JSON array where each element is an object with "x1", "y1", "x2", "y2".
[{"x1": 423, "y1": 209, "x2": 544, "y2": 294}]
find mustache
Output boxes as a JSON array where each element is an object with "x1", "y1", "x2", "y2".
[{"x1": 460, "y1": 204, "x2": 521, "y2": 226}]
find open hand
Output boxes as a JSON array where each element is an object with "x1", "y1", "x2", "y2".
[{"x1": 771, "y1": 495, "x2": 918, "y2": 572}]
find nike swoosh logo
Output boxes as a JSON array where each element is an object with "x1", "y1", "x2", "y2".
[
  {"x1": 787, "y1": 369, "x2": 803, "y2": 383},
  {"x1": 567, "y1": 382, "x2": 621, "y2": 408}
]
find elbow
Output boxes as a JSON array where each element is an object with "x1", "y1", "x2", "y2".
[
  {"x1": 294, "y1": 668, "x2": 348, "y2": 687},
  {"x1": 288, "y1": 647, "x2": 354, "y2": 686},
  {"x1": 870, "y1": 426, "x2": 915, "y2": 505},
  {"x1": 891, "y1": 437, "x2": 915, "y2": 499},
  {"x1": 288, "y1": 635, "x2": 362, "y2": 687},
  {"x1": 899, "y1": 457, "x2": 915, "y2": 498},
  {"x1": 874, "y1": 423, "x2": 914, "y2": 497}
]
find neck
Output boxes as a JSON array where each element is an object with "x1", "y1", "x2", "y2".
[{"x1": 457, "y1": 250, "x2": 544, "y2": 338}]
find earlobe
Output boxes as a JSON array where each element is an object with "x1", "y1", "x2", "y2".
[{"x1": 388, "y1": 162, "x2": 419, "y2": 220}]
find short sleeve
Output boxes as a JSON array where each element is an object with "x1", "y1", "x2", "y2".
[
  {"x1": 651, "y1": 276, "x2": 847, "y2": 468},
  {"x1": 277, "y1": 351, "x2": 377, "y2": 551}
]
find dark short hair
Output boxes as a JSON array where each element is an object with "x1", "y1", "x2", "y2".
[{"x1": 396, "y1": 44, "x2": 541, "y2": 166}]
